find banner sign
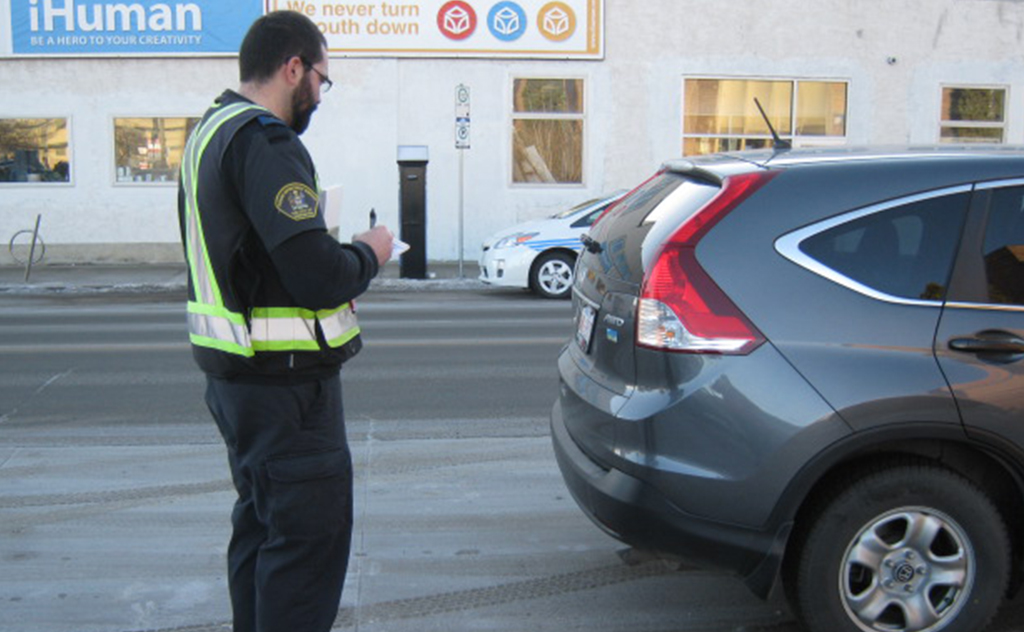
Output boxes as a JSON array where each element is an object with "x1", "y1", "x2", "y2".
[
  {"x1": 2, "y1": 0, "x2": 602, "y2": 58},
  {"x1": 267, "y1": 0, "x2": 604, "y2": 59},
  {"x1": 4, "y1": 0, "x2": 261, "y2": 55}
]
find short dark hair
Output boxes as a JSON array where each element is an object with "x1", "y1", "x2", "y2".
[{"x1": 239, "y1": 11, "x2": 327, "y2": 84}]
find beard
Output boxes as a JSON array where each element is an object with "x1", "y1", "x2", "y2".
[{"x1": 290, "y1": 78, "x2": 318, "y2": 135}]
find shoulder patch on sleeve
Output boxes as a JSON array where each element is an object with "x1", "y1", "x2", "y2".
[{"x1": 275, "y1": 183, "x2": 319, "y2": 221}]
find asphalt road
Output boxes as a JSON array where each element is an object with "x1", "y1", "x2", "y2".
[
  {"x1": 0, "y1": 289, "x2": 565, "y2": 445},
  {"x1": 1, "y1": 289, "x2": 1022, "y2": 632}
]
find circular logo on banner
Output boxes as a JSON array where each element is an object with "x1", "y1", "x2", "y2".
[
  {"x1": 488, "y1": 2, "x2": 527, "y2": 42},
  {"x1": 537, "y1": 2, "x2": 576, "y2": 42},
  {"x1": 437, "y1": 1, "x2": 477, "y2": 41}
]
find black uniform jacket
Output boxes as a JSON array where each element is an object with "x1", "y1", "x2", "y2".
[{"x1": 178, "y1": 90, "x2": 379, "y2": 383}]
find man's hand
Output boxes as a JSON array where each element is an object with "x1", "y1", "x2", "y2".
[{"x1": 353, "y1": 225, "x2": 395, "y2": 266}]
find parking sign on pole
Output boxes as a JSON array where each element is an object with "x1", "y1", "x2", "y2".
[
  {"x1": 455, "y1": 84, "x2": 471, "y2": 149},
  {"x1": 456, "y1": 85, "x2": 470, "y2": 275}
]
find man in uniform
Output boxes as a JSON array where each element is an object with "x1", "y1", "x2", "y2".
[{"x1": 177, "y1": 11, "x2": 394, "y2": 632}]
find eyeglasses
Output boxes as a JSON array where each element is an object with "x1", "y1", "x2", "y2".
[{"x1": 300, "y1": 58, "x2": 333, "y2": 94}]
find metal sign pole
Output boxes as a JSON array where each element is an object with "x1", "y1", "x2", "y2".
[
  {"x1": 458, "y1": 147, "x2": 465, "y2": 278},
  {"x1": 25, "y1": 214, "x2": 42, "y2": 282},
  {"x1": 455, "y1": 84, "x2": 471, "y2": 278}
]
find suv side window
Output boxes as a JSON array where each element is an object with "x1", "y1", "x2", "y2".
[
  {"x1": 981, "y1": 185, "x2": 1024, "y2": 306},
  {"x1": 799, "y1": 192, "x2": 970, "y2": 301}
]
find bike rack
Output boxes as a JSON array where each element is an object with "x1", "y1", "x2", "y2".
[{"x1": 9, "y1": 214, "x2": 44, "y2": 282}]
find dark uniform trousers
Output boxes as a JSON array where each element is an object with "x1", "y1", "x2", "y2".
[{"x1": 205, "y1": 373, "x2": 353, "y2": 632}]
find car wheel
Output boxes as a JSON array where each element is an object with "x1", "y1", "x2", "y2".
[
  {"x1": 530, "y1": 252, "x2": 575, "y2": 299},
  {"x1": 786, "y1": 461, "x2": 1010, "y2": 632}
]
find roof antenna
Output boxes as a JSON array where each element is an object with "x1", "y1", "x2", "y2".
[{"x1": 754, "y1": 98, "x2": 791, "y2": 151}]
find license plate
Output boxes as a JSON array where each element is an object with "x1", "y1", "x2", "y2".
[{"x1": 576, "y1": 304, "x2": 596, "y2": 353}]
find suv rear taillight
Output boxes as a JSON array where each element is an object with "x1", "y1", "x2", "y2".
[{"x1": 637, "y1": 171, "x2": 776, "y2": 355}]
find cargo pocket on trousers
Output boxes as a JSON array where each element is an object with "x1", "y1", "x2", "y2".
[{"x1": 265, "y1": 448, "x2": 352, "y2": 538}]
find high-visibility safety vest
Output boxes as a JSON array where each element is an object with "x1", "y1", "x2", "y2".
[{"x1": 180, "y1": 100, "x2": 361, "y2": 375}]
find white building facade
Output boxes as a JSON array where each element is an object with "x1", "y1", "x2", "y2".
[{"x1": 2, "y1": 0, "x2": 1023, "y2": 265}]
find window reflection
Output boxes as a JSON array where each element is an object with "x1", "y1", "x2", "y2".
[
  {"x1": 684, "y1": 79, "x2": 792, "y2": 136},
  {"x1": 0, "y1": 118, "x2": 70, "y2": 183},
  {"x1": 114, "y1": 117, "x2": 198, "y2": 184},
  {"x1": 796, "y1": 82, "x2": 848, "y2": 136},
  {"x1": 940, "y1": 87, "x2": 1006, "y2": 143},
  {"x1": 683, "y1": 78, "x2": 847, "y2": 156},
  {"x1": 982, "y1": 187, "x2": 1024, "y2": 305},
  {"x1": 800, "y1": 193, "x2": 969, "y2": 301},
  {"x1": 513, "y1": 79, "x2": 583, "y2": 114},
  {"x1": 512, "y1": 79, "x2": 584, "y2": 185},
  {"x1": 513, "y1": 119, "x2": 582, "y2": 184}
]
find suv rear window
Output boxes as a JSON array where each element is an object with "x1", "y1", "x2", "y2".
[
  {"x1": 799, "y1": 191, "x2": 970, "y2": 302},
  {"x1": 587, "y1": 171, "x2": 719, "y2": 284}
]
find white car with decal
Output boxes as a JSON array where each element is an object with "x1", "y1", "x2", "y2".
[{"x1": 478, "y1": 191, "x2": 626, "y2": 299}]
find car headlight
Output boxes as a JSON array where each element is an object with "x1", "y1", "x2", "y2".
[{"x1": 492, "y1": 232, "x2": 539, "y2": 249}]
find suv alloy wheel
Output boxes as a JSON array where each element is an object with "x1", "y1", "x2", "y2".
[{"x1": 785, "y1": 460, "x2": 1011, "y2": 632}]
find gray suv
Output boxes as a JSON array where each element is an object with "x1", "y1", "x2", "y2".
[{"x1": 552, "y1": 147, "x2": 1024, "y2": 632}]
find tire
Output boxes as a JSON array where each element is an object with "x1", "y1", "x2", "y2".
[
  {"x1": 786, "y1": 461, "x2": 1010, "y2": 632},
  {"x1": 530, "y1": 251, "x2": 575, "y2": 299}
]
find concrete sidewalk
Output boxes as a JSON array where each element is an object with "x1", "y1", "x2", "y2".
[{"x1": 0, "y1": 261, "x2": 485, "y2": 295}]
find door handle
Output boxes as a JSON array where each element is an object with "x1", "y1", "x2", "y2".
[{"x1": 948, "y1": 334, "x2": 1024, "y2": 355}]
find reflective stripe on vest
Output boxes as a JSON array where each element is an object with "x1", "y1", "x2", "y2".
[
  {"x1": 187, "y1": 301, "x2": 252, "y2": 357},
  {"x1": 250, "y1": 306, "x2": 360, "y2": 351},
  {"x1": 181, "y1": 102, "x2": 360, "y2": 357}
]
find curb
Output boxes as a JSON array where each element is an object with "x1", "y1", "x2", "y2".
[{"x1": 0, "y1": 263, "x2": 488, "y2": 296}]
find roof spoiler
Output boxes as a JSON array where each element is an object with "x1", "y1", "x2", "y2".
[{"x1": 661, "y1": 160, "x2": 724, "y2": 185}]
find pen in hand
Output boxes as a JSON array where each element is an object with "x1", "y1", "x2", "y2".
[{"x1": 369, "y1": 208, "x2": 377, "y2": 229}]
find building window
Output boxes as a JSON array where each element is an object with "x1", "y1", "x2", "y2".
[
  {"x1": 940, "y1": 86, "x2": 1006, "y2": 143},
  {"x1": 114, "y1": 117, "x2": 199, "y2": 184},
  {"x1": 512, "y1": 78, "x2": 584, "y2": 185},
  {"x1": 683, "y1": 78, "x2": 848, "y2": 156},
  {"x1": 0, "y1": 118, "x2": 70, "y2": 183}
]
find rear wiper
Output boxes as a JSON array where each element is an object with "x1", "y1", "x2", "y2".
[{"x1": 580, "y1": 233, "x2": 603, "y2": 254}]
